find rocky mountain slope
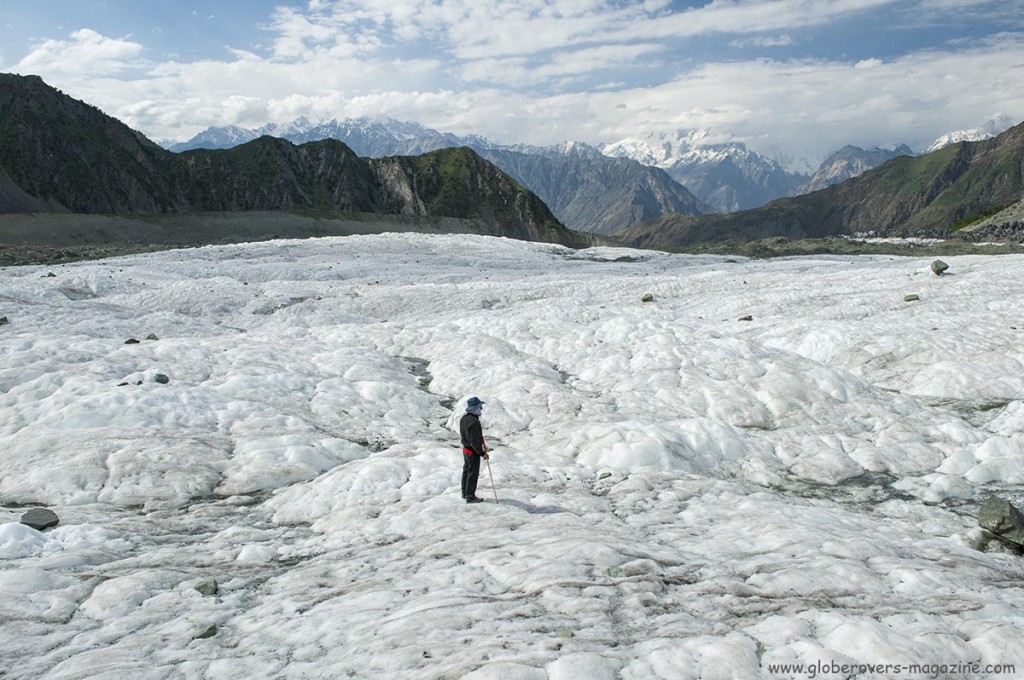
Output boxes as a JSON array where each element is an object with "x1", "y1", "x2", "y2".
[
  {"x1": 170, "y1": 118, "x2": 710, "y2": 234},
  {"x1": 958, "y1": 197, "x2": 1024, "y2": 242},
  {"x1": 0, "y1": 74, "x2": 186, "y2": 213},
  {"x1": 469, "y1": 142, "x2": 709, "y2": 236},
  {"x1": 616, "y1": 121, "x2": 1024, "y2": 249},
  {"x1": 0, "y1": 73, "x2": 598, "y2": 249},
  {"x1": 371, "y1": 146, "x2": 580, "y2": 244},
  {"x1": 798, "y1": 144, "x2": 914, "y2": 193}
]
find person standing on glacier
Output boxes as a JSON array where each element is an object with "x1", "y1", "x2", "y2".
[{"x1": 460, "y1": 396, "x2": 489, "y2": 503}]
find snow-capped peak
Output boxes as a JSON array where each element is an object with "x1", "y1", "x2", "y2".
[
  {"x1": 925, "y1": 114, "x2": 1015, "y2": 153},
  {"x1": 600, "y1": 137, "x2": 667, "y2": 166},
  {"x1": 599, "y1": 128, "x2": 742, "y2": 169},
  {"x1": 276, "y1": 116, "x2": 316, "y2": 136}
]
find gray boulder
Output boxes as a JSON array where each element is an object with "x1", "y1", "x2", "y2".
[
  {"x1": 931, "y1": 260, "x2": 949, "y2": 275},
  {"x1": 195, "y1": 579, "x2": 219, "y2": 597},
  {"x1": 979, "y1": 495, "x2": 1024, "y2": 546},
  {"x1": 904, "y1": 293, "x2": 920, "y2": 302},
  {"x1": 641, "y1": 293, "x2": 654, "y2": 303},
  {"x1": 0, "y1": 316, "x2": 8, "y2": 326},
  {"x1": 21, "y1": 508, "x2": 60, "y2": 530},
  {"x1": 193, "y1": 624, "x2": 218, "y2": 640}
]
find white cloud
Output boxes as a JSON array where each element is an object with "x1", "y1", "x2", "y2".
[
  {"x1": 8, "y1": 2, "x2": 1024, "y2": 171},
  {"x1": 730, "y1": 34, "x2": 795, "y2": 48},
  {"x1": 246, "y1": 0, "x2": 932, "y2": 88},
  {"x1": 460, "y1": 43, "x2": 666, "y2": 87},
  {"x1": 613, "y1": 0, "x2": 900, "y2": 41},
  {"x1": 855, "y1": 58, "x2": 883, "y2": 68},
  {"x1": 918, "y1": 0, "x2": 995, "y2": 8},
  {"x1": 269, "y1": 0, "x2": 668, "y2": 61},
  {"x1": 298, "y1": 0, "x2": 902, "y2": 62},
  {"x1": 33, "y1": 28, "x2": 1024, "y2": 170},
  {"x1": 269, "y1": 6, "x2": 351, "y2": 59},
  {"x1": 587, "y1": 34, "x2": 1024, "y2": 168},
  {"x1": 14, "y1": 29, "x2": 147, "y2": 77}
]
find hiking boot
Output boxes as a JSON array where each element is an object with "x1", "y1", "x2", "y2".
[{"x1": 465, "y1": 496, "x2": 484, "y2": 504}]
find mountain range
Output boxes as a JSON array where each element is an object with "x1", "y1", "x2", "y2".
[
  {"x1": 0, "y1": 73, "x2": 598, "y2": 249},
  {"x1": 171, "y1": 119, "x2": 709, "y2": 235},
  {"x1": 175, "y1": 119, "x2": 794, "y2": 220},
  {"x1": 2, "y1": 72, "x2": 1021, "y2": 255},
  {"x1": 170, "y1": 117, "x2": 1014, "y2": 226},
  {"x1": 600, "y1": 131, "x2": 807, "y2": 212},
  {"x1": 617, "y1": 120, "x2": 1024, "y2": 249}
]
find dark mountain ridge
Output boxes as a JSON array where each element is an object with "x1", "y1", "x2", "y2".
[
  {"x1": 0, "y1": 74, "x2": 185, "y2": 213},
  {"x1": 0, "y1": 73, "x2": 600, "y2": 249}
]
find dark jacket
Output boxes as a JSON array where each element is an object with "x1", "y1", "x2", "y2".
[{"x1": 460, "y1": 413, "x2": 486, "y2": 456}]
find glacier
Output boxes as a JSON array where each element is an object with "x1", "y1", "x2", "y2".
[{"x1": 1, "y1": 233, "x2": 1023, "y2": 679}]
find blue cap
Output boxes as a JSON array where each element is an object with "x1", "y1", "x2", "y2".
[{"x1": 466, "y1": 396, "x2": 485, "y2": 410}]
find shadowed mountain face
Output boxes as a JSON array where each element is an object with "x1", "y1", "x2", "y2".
[
  {"x1": 0, "y1": 166, "x2": 48, "y2": 213},
  {"x1": 471, "y1": 144, "x2": 711, "y2": 236},
  {"x1": 0, "y1": 75, "x2": 186, "y2": 213},
  {"x1": 177, "y1": 137, "x2": 387, "y2": 213},
  {"x1": 0, "y1": 73, "x2": 598, "y2": 248},
  {"x1": 616, "y1": 122, "x2": 1024, "y2": 250}
]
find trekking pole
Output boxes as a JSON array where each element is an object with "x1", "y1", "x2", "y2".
[{"x1": 485, "y1": 452, "x2": 499, "y2": 503}]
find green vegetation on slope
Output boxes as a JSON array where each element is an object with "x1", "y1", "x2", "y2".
[
  {"x1": 0, "y1": 73, "x2": 601, "y2": 249},
  {"x1": 618, "y1": 121, "x2": 1024, "y2": 249}
]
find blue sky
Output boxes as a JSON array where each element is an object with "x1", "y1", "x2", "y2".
[{"x1": 2, "y1": 1, "x2": 1023, "y2": 169}]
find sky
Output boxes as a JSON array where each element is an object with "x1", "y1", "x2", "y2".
[{"x1": 2, "y1": 0, "x2": 1024, "y2": 168}]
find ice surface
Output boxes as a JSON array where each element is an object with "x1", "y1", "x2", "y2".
[
  {"x1": 0, "y1": 522, "x2": 46, "y2": 558},
  {"x1": 1, "y1": 233, "x2": 1023, "y2": 678}
]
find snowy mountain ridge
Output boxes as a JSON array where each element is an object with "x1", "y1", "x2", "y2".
[
  {"x1": 168, "y1": 116, "x2": 464, "y2": 155},
  {"x1": 177, "y1": 124, "x2": 259, "y2": 150},
  {"x1": 600, "y1": 127, "x2": 741, "y2": 169},
  {"x1": 925, "y1": 114, "x2": 1015, "y2": 153}
]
